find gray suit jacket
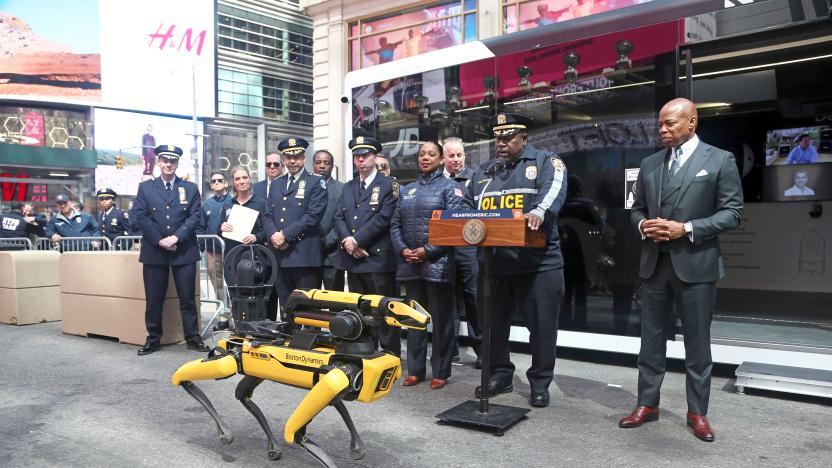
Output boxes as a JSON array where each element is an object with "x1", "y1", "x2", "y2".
[
  {"x1": 320, "y1": 177, "x2": 345, "y2": 267},
  {"x1": 630, "y1": 140, "x2": 743, "y2": 283}
]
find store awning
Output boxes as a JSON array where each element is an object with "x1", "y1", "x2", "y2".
[{"x1": 0, "y1": 143, "x2": 97, "y2": 169}]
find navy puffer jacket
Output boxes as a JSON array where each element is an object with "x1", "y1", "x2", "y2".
[{"x1": 390, "y1": 170, "x2": 470, "y2": 283}]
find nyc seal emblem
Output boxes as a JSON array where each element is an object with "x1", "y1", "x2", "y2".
[
  {"x1": 462, "y1": 219, "x2": 487, "y2": 245},
  {"x1": 525, "y1": 165, "x2": 537, "y2": 180}
]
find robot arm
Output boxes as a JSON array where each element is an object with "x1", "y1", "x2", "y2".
[{"x1": 284, "y1": 289, "x2": 430, "y2": 331}]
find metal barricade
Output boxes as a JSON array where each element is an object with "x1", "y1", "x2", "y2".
[
  {"x1": 197, "y1": 234, "x2": 228, "y2": 337},
  {"x1": 0, "y1": 237, "x2": 33, "y2": 250},
  {"x1": 34, "y1": 236, "x2": 112, "y2": 252},
  {"x1": 112, "y1": 235, "x2": 142, "y2": 252}
]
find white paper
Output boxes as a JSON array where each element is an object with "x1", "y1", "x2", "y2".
[{"x1": 222, "y1": 204, "x2": 259, "y2": 243}]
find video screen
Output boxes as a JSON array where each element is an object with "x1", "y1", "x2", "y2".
[
  {"x1": 762, "y1": 163, "x2": 832, "y2": 202},
  {"x1": 764, "y1": 126, "x2": 831, "y2": 165},
  {"x1": 94, "y1": 109, "x2": 203, "y2": 197}
]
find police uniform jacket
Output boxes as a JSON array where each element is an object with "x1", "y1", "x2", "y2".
[
  {"x1": 334, "y1": 172, "x2": 397, "y2": 274},
  {"x1": 0, "y1": 210, "x2": 38, "y2": 238},
  {"x1": 131, "y1": 176, "x2": 202, "y2": 266},
  {"x1": 96, "y1": 207, "x2": 131, "y2": 242},
  {"x1": 262, "y1": 169, "x2": 328, "y2": 268},
  {"x1": 467, "y1": 145, "x2": 568, "y2": 275},
  {"x1": 44, "y1": 210, "x2": 98, "y2": 238},
  {"x1": 390, "y1": 170, "x2": 469, "y2": 283}
]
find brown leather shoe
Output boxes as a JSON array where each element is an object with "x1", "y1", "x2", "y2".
[
  {"x1": 429, "y1": 378, "x2": 447, "y2": 389},
  {"x1": 618, "y1": 406, "x2": 659, "y2": 428},
  {"x1": 686, "y1": 413, "x2": 715, "y2": 442},
  {"x1": 402, "y1": 375, "x2": 423, "y2": 386}
]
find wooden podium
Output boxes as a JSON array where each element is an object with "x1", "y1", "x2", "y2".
[{"x1": 429, "y1": 209, "x2": 543, "y2": 435}]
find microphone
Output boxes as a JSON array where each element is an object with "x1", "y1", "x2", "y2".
[{"x1": 483, "y1": 158, "x2": 506, "y2": 176}]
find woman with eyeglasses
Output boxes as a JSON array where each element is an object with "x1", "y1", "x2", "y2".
[{"x1": 390, "y1": 140, "x2": 469, "y2": 389}]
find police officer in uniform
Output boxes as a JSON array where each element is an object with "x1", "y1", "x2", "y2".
[
  {"x1": 95, "y1": 188, "x2": 131, "y2": 244},
  {"x1": 44, "y1": 193, "x2": 99, "y2": 250},
  {"x1": 0, "y1": 202, "x2": 40, "y2": 249},
  {"x1": 468, "y1": 113, "x2": 568, "y2": 407},
  {"x1": 335, "y1": 136, "x2": 401, "y2": 356},
  {"x1": 263, "y1": 137, "x2": 328, "y2": 311},
  {"x1": 132, "y1": 145, "x2": 209, "y2": 356}
]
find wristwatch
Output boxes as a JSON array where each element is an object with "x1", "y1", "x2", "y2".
[{"x1": 684, "y1": 221, "x2": 693, "y2": 240}]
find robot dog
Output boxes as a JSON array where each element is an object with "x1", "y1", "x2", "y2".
[{"x1": 171, "y1": 245, "x2": 430, "y2": 466}]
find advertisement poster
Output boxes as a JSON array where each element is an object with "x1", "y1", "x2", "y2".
[
  {"x1": 357, "y1": 3, "x2": 463, "y2": 69},
  {"x1": 718, "y1": 203, "x2": 830, "y2": 293},
  {"x1": 0, "y1": 0, "x2": 215, "y2": 117},
  {"x1": 0, "y1": 0, "x2": 101, "y2": 102},
  {"x1": 504, "y1": 0, "x2": 656, "y2": 33},
  {"x1": 624, "y1": 167, "x2": 639, "y2": 209},
  {"x1": 94, "y1": 108, "x2": 203, "y2": 196}
]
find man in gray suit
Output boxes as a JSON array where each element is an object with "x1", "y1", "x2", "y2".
[
  {"x1": 618, "y1": 98, "x2": 743, "y2": 442},
  {"x1": 314, "y1": 149, "x2": 345, "y2": 291}
]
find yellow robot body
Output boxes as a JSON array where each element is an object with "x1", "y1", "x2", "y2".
[
  {"x1": 240, "y1": 343, "x2": 333, "y2": 389},
  {"x1": 171, "y1": 354, "x2": 238, "y2": 386}
]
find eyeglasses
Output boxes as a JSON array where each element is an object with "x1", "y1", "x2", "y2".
[
  {"x1": 210, "y1": 178, "x2": 224, "y2": 183},
  {"x1": 376, "y1": 163, "x2": 389, "y2": 170},
  {"x1": 266, "y1": 162, "x2": 282, "y2": 168}
]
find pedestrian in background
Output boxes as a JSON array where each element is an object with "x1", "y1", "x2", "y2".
[{"x1": 201, "y1": 170, "x2": 232, "y2": 300}]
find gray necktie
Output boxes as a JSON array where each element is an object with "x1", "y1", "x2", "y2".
[{"x1": 669, "y1": 147, "x2": 682, "y2": 177}]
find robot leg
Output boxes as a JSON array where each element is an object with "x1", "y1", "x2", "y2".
[
  {"x1": 332, "y1": 400, "x2": 364, "y2": 460},
  {"x1": 180, "y1": 381, "x2": 234, "y2": 445},
  {"x1": 235, "y1": 375, "x2": 282, "y2": 461}
]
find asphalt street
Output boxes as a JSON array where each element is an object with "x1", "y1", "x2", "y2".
[{"x1": 1, "y1": 322, "x2": 830, "y2": 467}]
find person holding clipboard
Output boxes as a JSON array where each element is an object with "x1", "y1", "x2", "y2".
[{"x1": 218, "y1": 166, "x2": 268, "y2": 323}]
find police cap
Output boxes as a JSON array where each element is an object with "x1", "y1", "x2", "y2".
[
  {"x1": 97, "y1": 187, "x2": 118, "y2": 199},
  {"x1": 489, "y1": 112, "x2": 534, "y2": 137},
  {"x1": 155, "y1": 145, "x2": 183, "y2": 160},
  {"x1": 55, "y1": 194, "x2": 70, "y2": 203},
  {"x1": 278, "y1": 137, "x2": 309, "y2": 156},
  {"x1": 349, "y1": 136, "x2": 382, "y2": 155}
]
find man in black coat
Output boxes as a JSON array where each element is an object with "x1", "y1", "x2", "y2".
[
  {"x1": 314, "y1": 149, "x2": 345, "y2": 291},
  {"x1": 131, "y1": 145, "x2": 209, "y2": 356},
  {"x1": 619, "y1": 98, "x2": 743, "y2": 442},
  {"x1": 335, "y1": 136, "x2": 401, "y2": 355}
]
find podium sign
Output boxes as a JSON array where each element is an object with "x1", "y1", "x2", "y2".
[{"x1": 428, "y1": 209, "x2": 546, "y2": 247}]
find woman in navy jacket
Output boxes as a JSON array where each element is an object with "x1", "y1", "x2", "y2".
[{"x1": 390, "y1": 140, "x2": 469, "y2": 389}]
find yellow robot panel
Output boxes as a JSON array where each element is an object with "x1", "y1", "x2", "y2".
[
  {"x1": 241, "y1": 343, "x2": 333, "y2": 389},
  {"x1": 171, "y1": 355, "x2": 238, "y2": 386},
  {"x1": 384, "y1": 299, "x2": 430, "y2": 330},
  {"x1": 356, "y1": 353, "x2": 402, "y2": 403},
  {"x1": 284, "y1": 367, "x2": 350, "y2": 445}
]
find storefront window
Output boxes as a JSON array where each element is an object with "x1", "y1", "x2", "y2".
[
  {"x1": 347, "y1": 1, "x2": 477, "y2": 70},
  {"x1": 502, "y1": 0, "x2": 657, "y2": 34}
]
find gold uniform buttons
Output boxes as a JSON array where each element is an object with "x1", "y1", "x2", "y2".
[
  {"x1": 353, "y1": 216, "x2": 358, "y2": 220},
  {"x1": 282, "y1": 207, "x2": 286, "y2": 211},
  {"x1": 283, "y1": 197, "x2": 288, "y2": 201},
  {"x1": 280, "y1": 218, "x2": 284, "y2": 223}
]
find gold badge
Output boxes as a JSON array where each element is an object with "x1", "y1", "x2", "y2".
[
  {"x1": 525, "y1": 165, "x2": 537, "y2": 180},
  {"x1": 288, "y1": 138, "x2": 296, "y2": 147},
  {"x1": 76, "y1": 217, "x2": 82, "y2": 223},
  {"x1": 167, "y1": 145, "x2": 174, "y2": 151},
  {"x1": 462, "y1": 219, "x2": 487, "y2": 245},
  {"x1": 124, "y1": 212, "x2": 128, "y2": 219},
  {"x1": 296, "y1": 179, "x2": 306, "y2": 199},
  {"x1": 370, "y1": 186, "x2": 380, "y2": 205},
  {"x1": 497, "y1": 113, "x2": 506, "y2": 125},
  {"x1": 552, "y1": 158, "x2": 565, "y2": 172},
  {"x1": 111, "y1": 218, "x2": 118, "y2": 226},
  {"x1": 392, "y1": 181, "x2": 400, "y2": 198},
  {"x1": 356, "y1": 136, "x2": 364, "y2": 144},
  {"x1": 178, "y1": 186, "x2": 187, "y2": 204}
]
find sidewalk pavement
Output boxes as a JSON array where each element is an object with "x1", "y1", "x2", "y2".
[{"x1": 1, "y1": 322, "x2": 830, "y2": 467}]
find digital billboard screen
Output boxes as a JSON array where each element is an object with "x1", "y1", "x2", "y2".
[
  {"x1": 0, "y1": 0, "x2": 215, "y2": 117},
  {"x1": 94, "y1": 108, "x2": 203, "y2": 196}
]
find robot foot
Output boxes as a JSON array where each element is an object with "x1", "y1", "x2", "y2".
[
  {"x1": 332, "y1": 400, "x2": 364, "y2": 460},
  {"x1": 181, "y1": 381, "x2": 234, "y2": 444},
  {"x1": 235, "y1": 376, "x2": 283, "y2": 461},
  {"x1": 297, "y1": 433, "x2": 339, "y2": 468}
]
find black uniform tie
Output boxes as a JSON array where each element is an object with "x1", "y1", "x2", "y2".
[
  {"x1": 165, "y1": 182, "x2": 172, "y2": 191},
  {"x1": 360, "y1": 180, "x2": 366, "y2": 195}
]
